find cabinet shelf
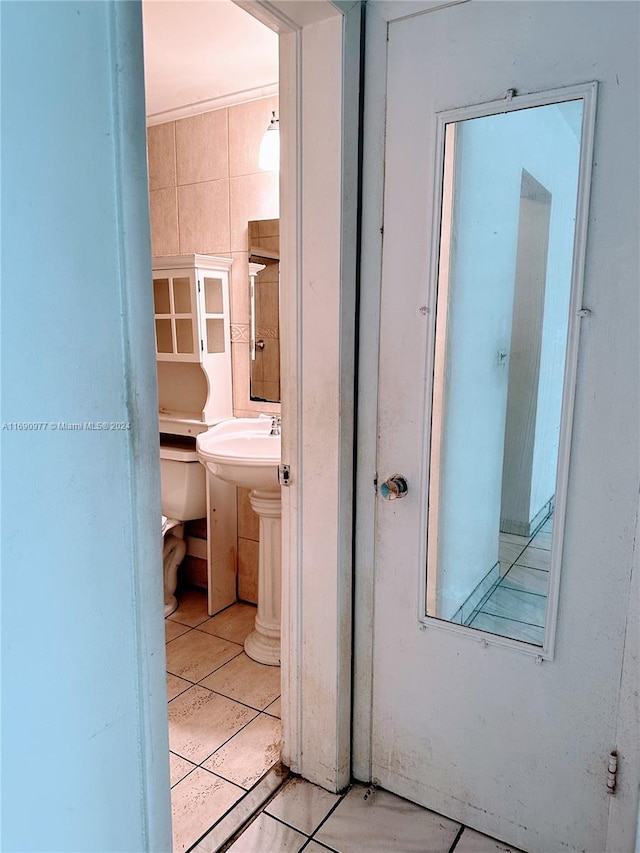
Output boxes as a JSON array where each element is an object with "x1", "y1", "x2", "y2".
[{"x1": 153, "y1": 254, "x2": 234, "y2": 434}]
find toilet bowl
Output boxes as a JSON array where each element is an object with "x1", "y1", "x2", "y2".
[{"x1": 160, "y1": 443, "x2": 207, "y2": 616}]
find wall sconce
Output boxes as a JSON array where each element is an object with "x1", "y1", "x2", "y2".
[{"x1": 259, "y1": 110, "x2": 280, "y2": 172}]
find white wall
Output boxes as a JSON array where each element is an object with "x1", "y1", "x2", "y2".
[
  {"x1": 437, "y1": 103, "x2": 582, "y2": 618},
  {"x1": 1, "y1": 3, "x2": 171, "y2": 850}
]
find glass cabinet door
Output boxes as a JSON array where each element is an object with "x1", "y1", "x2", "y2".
[
  {"x1": 153, "y1": 271, "x2": 199, "y2": 361},
  {"x1": 201, "y1": 275, "x2": 226, "y2": 355}
]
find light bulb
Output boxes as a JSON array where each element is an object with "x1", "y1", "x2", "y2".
[{"x1": 259, "y1": 111, "x2": 280, "y2": 171}]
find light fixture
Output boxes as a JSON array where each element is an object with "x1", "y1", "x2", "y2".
[{"x1": 259, "y1": 110, "x2": 280, "y2": 172}]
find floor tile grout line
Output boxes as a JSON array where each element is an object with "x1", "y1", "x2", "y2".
[
  {"x1": 170, "y1": 761, "x2": 200, "y2": 790},
  {"x1": 171, "y1": 760, "x2": 246, "y2": 794},
  {"x1": 464, "y1": 576, "x2": 503, "y2": 626},
  {"x1": 170, "y1": 714, "x2": 257, "y2": 770},
  {"x1": 498, "y1": 582, "x2": 548, "y2": 598},
  {"x1": 172, "y1": 702, "x2": 279, "y2": 776},
  {"x1": 166, "y1": 595, "x2": 285, "y2": 851},
  {"x1": 466, "y1": 578, "x2": 507, "y2": 625},
  {"x1": 197, "y1": 707, "x2": 283, "y2": 783},
  {"x1": 188, "y1": 677, "x2": 279, "y2": 715},
  {"x1": 192, "y1": 622, "x2": 256, "y2": 641},
  {"x1": 167, "y1": 639, "x2": 280, "y2": 710},
  {"x1": 305, "y1": 784, "x2": 352, "y2": 845},
  {"x1": 210, "y1": 766, "x2": 293, "y2": 853},
  {"x1": 167, "y1": 648, "x2": 248, "y2": 691},
  {"x1": 167, "y1": 617, "x2": 211, "y2": 631},
  {"x1": 510, "y1": 564, "x2": 549, "y2": 574},
  {"x1": 523, "y1": 541, "x2": 552, "y2": 552},
  {"x1": 165, "y1": 593, "x2": 257, "y2": 642},
  {"x1": 257, "y1": 777, "x2": 349, "y2": 846},
  {"x1": 299, "y1": 835, "x2": 339, "y2": 853},
  {"x1": 491, "y1": 584, "x2": 548, "y2": 600},
  {"x1": 167, "y1": 626, "x2": 251, "y2": 646},
  {"x1": 475, "y1": 608, "x2": 545, "y2": 630},
  {"x1": 172, "y1": 721, "x2": 282, "y2": 792},
  {"x1": 185, "y1": 771, "x2": 279, "y2": 853},
  {"x1": 171, "y1": 628, "x2": 246, "y2": 657},
  {"x1": 516, "y1": 560, "x2": 551, "y2": 571},
  {"x1": 263, "y1": 811, "x2": 314, "y2": 841}
]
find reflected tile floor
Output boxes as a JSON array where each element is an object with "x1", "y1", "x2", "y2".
[
  {"x1": 192, "y1": 779, "x2": 525, "y2": 853},
  {"x1": 166, "y1": 587, "x2": 282, "y2": 853},
  {"x1": 468, "y1": 515, "x2": 553, "y2": 645}
]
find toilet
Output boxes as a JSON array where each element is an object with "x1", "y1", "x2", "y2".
[{"x1": 160, "y1": 442, "x2": 207, "y2": 616}]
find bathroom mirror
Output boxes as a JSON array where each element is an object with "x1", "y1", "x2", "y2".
[
  {"x1": 424, "y1": 87, "x2": 595, "y2": 649},
  {"x1": 248, "y1": 219, "x2": 280, "y2": 403}
]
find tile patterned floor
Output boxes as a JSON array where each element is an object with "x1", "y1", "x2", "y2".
[
  {"x1": 168, "y1": 592, "x2": 528, "y2": 853},
  {"x1": 166, "y1": 588, "x2": 282, "y2": 853},
  {"x1": 191, "y1": 778, "x2": 525, "y2": 853},
  {"x1": 467, "y1": 516, "x2": 553, "y2": 645}
]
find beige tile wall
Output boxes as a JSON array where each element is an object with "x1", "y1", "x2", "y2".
[{"x1": 148, "y1": 96, "x2": 280, "y2": 604}]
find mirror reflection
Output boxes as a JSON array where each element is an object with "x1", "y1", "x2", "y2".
[
  {"x1": 426, "y1": 99, "x2": 584, "y2": 646},
  {"x1": 248, "y1": 218, "x2": 280, "y2": 404}
]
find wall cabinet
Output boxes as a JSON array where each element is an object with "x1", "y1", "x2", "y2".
[{"x1": 153, "y1": 255, "x2": 233, "y2": 435}]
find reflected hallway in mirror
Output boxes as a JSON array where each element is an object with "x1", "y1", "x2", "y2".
[{"x1": 424, "y1": 90, "x2": 594, "y2": 649}]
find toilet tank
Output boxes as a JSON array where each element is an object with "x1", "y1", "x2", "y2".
[{"x1": 160, "y1": 445, "x2": 206, "y2": 521}]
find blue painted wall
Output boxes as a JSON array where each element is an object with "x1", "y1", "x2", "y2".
[
  {"x1": 437, "y1": 103, "x2": 582, "y2": 618},
  {"x1": 1, "y1": 2, "x2": 171, "y2": 849}
]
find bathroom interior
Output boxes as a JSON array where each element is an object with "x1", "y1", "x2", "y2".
[{"x1": 142, "y1": 2, "x2": 286, "y2": 849}]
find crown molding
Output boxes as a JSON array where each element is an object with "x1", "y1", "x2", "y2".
[{"x1": 146, "y1": 82, "x2": 278, "y2": 126}]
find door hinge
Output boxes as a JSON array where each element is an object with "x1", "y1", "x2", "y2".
[
  {"x1": 363, "y1": 778, "x2": 380, "y2": 801},
  {"x1": 197, "y1": 279, "x2": 201, "y2": 293},
  {"x1": 200, "y1": 338, "x2": 204, "y2": 352},
  {"x1": 278, "y1": 464, "x2": 291, "y2": 486},
  {"x1": 606, "y1": 750, "x2": 618, "y2": 795}
]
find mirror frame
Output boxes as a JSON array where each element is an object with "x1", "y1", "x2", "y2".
[{"x1": 417, "y1": 82, "x2": 598, "y2": 660}]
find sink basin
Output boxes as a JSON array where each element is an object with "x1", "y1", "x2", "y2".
[
  {"x1": 197, "y1": 416, "x2": 283, "y2": 665},
  {"x1": 196, "y1": 417, "x2": 281, "y2": 492}
]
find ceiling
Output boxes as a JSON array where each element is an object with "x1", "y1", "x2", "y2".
[{"x1": 142, "y1": 0, "x2": 279, "y2": 124}]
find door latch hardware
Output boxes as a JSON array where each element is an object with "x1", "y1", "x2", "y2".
[
  {"x1": 577, "y1": 308, "x2": 592, "y2": 317},
  {"x1": 606, "y1": 750, "x2": 618, "y2": 794},
  {"x1": 278, "y1": 464, "x2": 291, "y2": 486},
  {"x1": 380, "y1": 474, "x2": 408, "y2": 500}
]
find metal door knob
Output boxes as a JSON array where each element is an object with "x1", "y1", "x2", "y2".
[{"x1": 380, "y1": 474, "x2": 408, "y2": 500}]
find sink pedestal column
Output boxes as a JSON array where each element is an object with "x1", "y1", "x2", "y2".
[{"x1": 244, "y1": 488, "x2": 281, "y2": 666}]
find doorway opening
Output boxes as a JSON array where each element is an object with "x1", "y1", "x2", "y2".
[{"x1": 142, "y1": 2, "x2": 283, "y2": 848}]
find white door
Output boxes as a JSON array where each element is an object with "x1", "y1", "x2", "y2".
[{"x1": 361, "y1": 3, "x2": 639, "y2": 852}]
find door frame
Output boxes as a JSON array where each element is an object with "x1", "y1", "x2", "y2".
[
  {"x1": 353, "y1": 2, "x2": 639, "y2": 850},
  {"x1": 235, "y1": 0, "x2": 362, "y2": 792}
]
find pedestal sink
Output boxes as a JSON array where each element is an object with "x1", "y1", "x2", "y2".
[{"x1": 196, "y1": 417, "x2": 281, "y2": 665}]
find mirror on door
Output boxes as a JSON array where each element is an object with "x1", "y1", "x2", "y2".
[
  {"x1": 425, "y1": 95, "x2": 588, "y2": 646},
  {"x1": 248, "y1": 219, "x2": 280, "y2": 404}
]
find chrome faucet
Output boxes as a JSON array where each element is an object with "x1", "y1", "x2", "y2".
[{"x1": 270, "y1": 415, "x2": 281, "y2": 436}]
